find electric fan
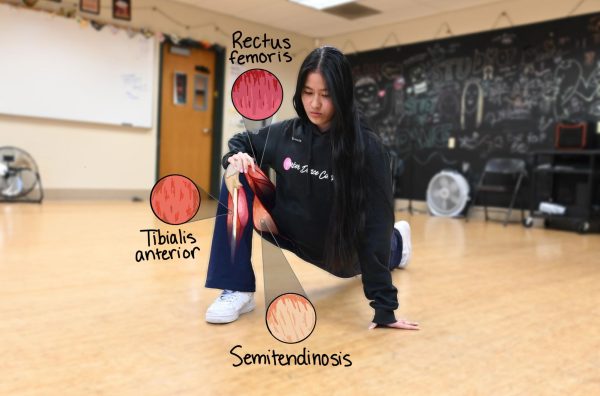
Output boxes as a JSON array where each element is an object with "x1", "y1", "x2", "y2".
[
  {"x1": 0, "y1": 146, "x2": 43, "y2": 203},
  {"x1": 426, "y1": 170, "x2": 469, "y2": 217}
]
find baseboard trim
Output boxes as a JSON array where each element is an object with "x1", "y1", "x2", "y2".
[
  {"x1": 43, "y1": 189, "x2": 150, "y2": 201},
  {"x1": 393, "y1": 198, "x2": 527, "y2": 223}
]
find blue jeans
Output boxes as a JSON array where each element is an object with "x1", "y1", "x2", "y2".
[{"x1": 205, "y1": 175, "x2": 403, "y2": 292}]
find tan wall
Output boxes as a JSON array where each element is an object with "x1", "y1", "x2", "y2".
[
  {"x1": 321, "y1": 0, "x2": 600, "y2": 50},
  {"x1": 0, "y1": 0, "x2": 313, "y2": 197}
]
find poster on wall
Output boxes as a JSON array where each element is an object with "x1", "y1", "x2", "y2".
[
  {"x1": 113, "y1": 0, "x2": 131, "y2": 21},
  {"x1": 79, "y1": 0, "x2": 100, "y2": 15},
  {"x1": 229, "y1": 63, "x2": 246, "y2": 128}
]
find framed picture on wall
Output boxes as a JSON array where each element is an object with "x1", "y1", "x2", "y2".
[
  {"x1": 113, "y1": 0, "x2": 132, "y2": 21},
  {"x1": 79, "y1": 0, "x2": 100, "y2": 15}
]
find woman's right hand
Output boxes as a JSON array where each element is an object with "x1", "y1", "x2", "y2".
[{"x1": 228, "y1": 152, "x2": 256, "y2": 174}]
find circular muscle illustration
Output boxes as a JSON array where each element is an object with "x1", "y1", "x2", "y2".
[
  {"x1": 266, "y1": 293, "x2": 316, "y2": 344},
  {"x1": 150, "y1": 174, "x2": 200, "y2": 225},
  {"x1": 231, "y1": 69, "x2": 283, "y2": 121}
]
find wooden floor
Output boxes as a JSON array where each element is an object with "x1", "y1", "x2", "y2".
[{"x1": 1, "y1": 200, "x2": 599, "y2": 395}]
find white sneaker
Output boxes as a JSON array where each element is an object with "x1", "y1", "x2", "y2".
[
  {"x1": 205, "y1": 290, "x2": 256, "y2": 324},
  {"x1": 394, "y1": 221, "x2": 412, "y2": 269}
]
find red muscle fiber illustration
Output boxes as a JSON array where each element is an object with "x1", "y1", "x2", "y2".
[
  {"x1": 266, "y1": 294, "x2": 316, "y2": 343},
  {"x1": 150, "y1": 175, "x2": 200, "y2": 225},
  {"x1": 231, "y1": 69, "x2": 283, "y2": 121},
  {"x1": 227, "y1": 166, "x2": 279, "y2": 252},
  {"x1": 226, "y1": 187, "x2": 249, "y2": 250}
]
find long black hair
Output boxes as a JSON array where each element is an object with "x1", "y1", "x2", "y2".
[{"x1": 292, "y1": 46, "x2": 367, "y2": 273}]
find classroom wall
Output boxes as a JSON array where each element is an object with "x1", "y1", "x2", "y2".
[
  {"x1": 347, "y1": 11, "x2": 600, "y2": 204},
  {"x1": 320, "y1": 0, "x2": 600, "y2": 51},
  {"x1": 0, "y1": 0, "x2": 313, "y2": 198},
  {"x1": 315, "y1": 0, "x2": 600, "y2": 204},
  {"x1": 3, "y1": 0, "x2": 600, "y2": 199}
]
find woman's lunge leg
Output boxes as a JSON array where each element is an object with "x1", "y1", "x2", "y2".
[
  {"x1": 205, "y1": 175, "x2": 257, "y2": 323},
  {"x1": 205, "y1": 175, "x2": 257, "y2": 291}
]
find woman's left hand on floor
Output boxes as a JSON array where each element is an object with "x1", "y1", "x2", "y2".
[{"x1": 368, "y1": 319, "x2": 420, "y2": 330}]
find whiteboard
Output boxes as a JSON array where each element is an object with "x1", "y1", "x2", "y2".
[{"x1": 0, "y1": 4, "x2": 155, "y2": 128}]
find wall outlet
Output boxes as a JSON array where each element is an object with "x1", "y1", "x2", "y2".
[{"x1": 448, "y1": 137, "x2": 456, "y2": 149}]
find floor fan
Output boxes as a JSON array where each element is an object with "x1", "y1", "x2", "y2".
[
  {"x1": 0, "y1": 146, "x2": 43, "y2": 203},
  {"x1": 426, "y1": 170, "x2": 469, "y2": 217}
]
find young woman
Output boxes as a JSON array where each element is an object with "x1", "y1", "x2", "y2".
[{"x1": 205, "y1": 46, "x2": 418, "y2": 331}]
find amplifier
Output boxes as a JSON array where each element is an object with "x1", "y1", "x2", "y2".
[{"x1": 554, "y1": 122, "x2": 590, "y2": 149}]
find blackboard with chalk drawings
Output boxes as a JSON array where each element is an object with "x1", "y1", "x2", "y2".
[
  {"x1": 0, "y1": 3, "x2": 155, "y2": 128},
  {"x1": 348, "y1": 12, "x2": 600, "y2": 200}
]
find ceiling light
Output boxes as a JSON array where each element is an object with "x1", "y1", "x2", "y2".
[{"x1": 289, "y1": 0, "x2": 355, "y2": 11}]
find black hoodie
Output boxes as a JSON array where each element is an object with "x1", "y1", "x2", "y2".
[{"x1": 222, "y1": 117, "x2": 398, "y2": 325}]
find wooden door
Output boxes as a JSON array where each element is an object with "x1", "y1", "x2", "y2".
[{"x1": 159, "y1": 43, "x2": 216, "y2": 194}]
